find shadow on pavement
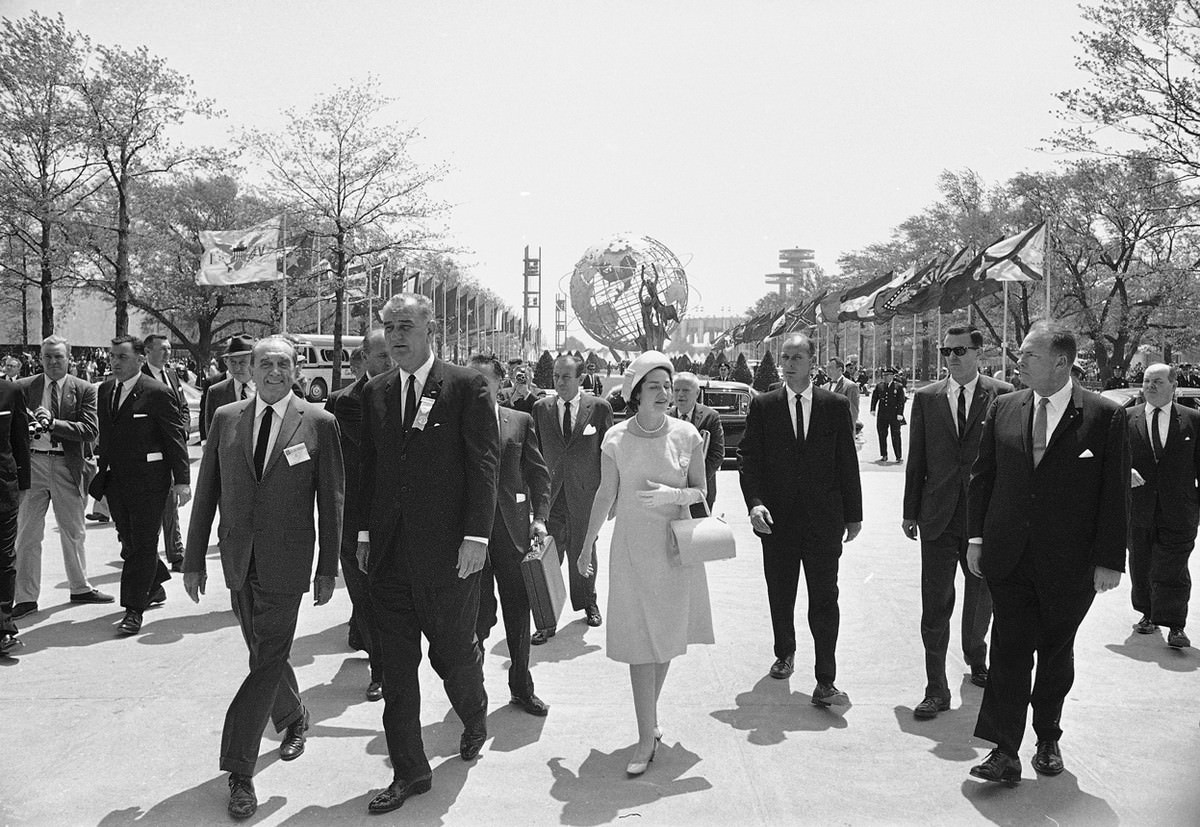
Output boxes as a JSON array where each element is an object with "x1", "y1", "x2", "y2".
[
  {"x1": 1105, "y1": 631, "x2": 1197, "y2": 672},
  {"x1": 548, "y1": 741, "x2": 711, "y2": 827},
  {"x1": 960, "y1": 769, "x2": 1118, "y2": 826},
  {"x1": 11, "y1": 611, "x2": 131, "y2": 652},
  {"x1": 98, "y1": 775, "x2": 286, "y2": 825},
  {"x1": 137, "y1": 610, "x2": 238, "y2": 645},
  {"x1": 291, "y1": 621, "x2": 354, "y2": 668},
  {"x1": 709, "y1": 675, "x2": 848, "y2": 745},
  {"x1": 528, "y1": 619, "x2": 601, "y2": 665},
  {"x1": 893, "y1": 675, "x2": 985, "y2": 762}
]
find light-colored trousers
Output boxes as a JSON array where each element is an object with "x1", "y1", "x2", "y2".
[{"x1": 15, "y1": 453, "x2": 92, "y2": 603}]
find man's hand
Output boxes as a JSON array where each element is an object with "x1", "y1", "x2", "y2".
[
  {"x1": 966, "y1": 541, "x2": 983, "y2": 578},
  {"x1": 844, "y1": 522, "x2": 862, "y2": 543},
  {"x1": 1094, "y1": 566, "x2": 1122, "y2": 594},
  {"x1": 901, "y1": 519, "x2": 919, "y2": 541},
  {"x1": 1130, "y1": 468, "x2": 1146, "y2": 488},
  {"x1": 183, "y1": 571, "x2": 206, "y2": 603},
  {"x1": 577, "y1": 544, "x2": 595, "y2": 578},
  {"x1": 749, "y1": 505, "x2": 773, "y2": 534},
  {"x1": 357, "y1": 541, "x2": 370, "y2": 573},
  {"x1": 457, "y1": 538, "x2": 487, "y2": 579},
  {"x1": 33, "y1": 406, "x2": 52, "y2": 429},
  {"x1": 530, "y1": 519, "x2": 548, "y2": 543},
  {"x1": 313, "y1": 575, "x2": 335, "y2": 605},
  {"x1": 172, "y1": 483, "x2": 191, "y2": 507}
]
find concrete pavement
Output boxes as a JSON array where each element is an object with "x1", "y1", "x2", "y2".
[{"x1": 2, "y1": 438, "x2": 1198, "y2": 826}]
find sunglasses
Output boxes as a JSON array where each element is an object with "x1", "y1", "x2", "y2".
[{"x1": 939, "y1": 346, "x2": 979, "y2": 357}]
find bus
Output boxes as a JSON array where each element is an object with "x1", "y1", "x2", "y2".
[{"x1": 292, "y1": 334, "x2": 364, "y2": 402}]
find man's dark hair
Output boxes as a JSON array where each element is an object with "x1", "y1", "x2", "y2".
[
  {"x1": 828, "y1": 356, "x2": 845, "y2": 369},
  {"x1": 1029, "y1": 320, "x2": 1077, "y2": 363},
  {"x1": 553, "y1": 353, "x2": 583, "y2": 377},
  {"x1": 111, "y1": 335, "x2": 145, "y2": 355},
  {"x1": 144, "y1": 333, "x2": 169, "y2": 348},
  {"x1": 469, "y1": 353, "x2": 505, "y2": 381},
  {"x1": 945, "y1": 324, "x2": 984, "y2": 348}
]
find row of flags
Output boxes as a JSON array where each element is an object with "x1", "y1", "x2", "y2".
[{"x1": 714, "y1": 223, "x2": 1046, "y2": 348}]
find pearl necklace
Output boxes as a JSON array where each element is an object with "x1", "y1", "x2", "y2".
[{"x1": 633, "y1": 414, "x2": 669, "y2": 435}]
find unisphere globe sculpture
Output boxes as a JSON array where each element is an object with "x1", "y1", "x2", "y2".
[{"x1": 569, "y1": 233, "x2": 689, "y2": 353}]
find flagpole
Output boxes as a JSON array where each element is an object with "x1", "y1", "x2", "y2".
[
  {"x1": 1045, "y1": 229, "x2": 1052, "y2": 320},
  {"x1": 279, "y1": 213, "x2": 288, "y2": 334},
  {"x1": 912, "y1": 314, "x2": 918, "y2": 380},
  {"x1": 1002, "y1": 282, "x2": 1009, "y2": 378},
  {"x1": 936, "y1": 312, "x2": 942, "y2": 376}
]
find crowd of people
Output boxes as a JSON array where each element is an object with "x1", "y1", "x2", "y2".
[{"x1": 0, "y1": 304, "x2": 1195, "y2": 820}]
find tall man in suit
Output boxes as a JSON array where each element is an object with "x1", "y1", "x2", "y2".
[
  {"x1": 0, "y1": 377, "x2": 30, "y2": 654},
  {"x1": 143, "y1": 334, "x2": 191, "y2": 572},
  {"x1": 203, "y1": 336, "x2": 256, "y2": 438},
  {"x1": 870, "y1": 366, "x2": 907, "y2": 462},
  {"x1": 1127, "y1": 363, "x2": 1198, "y2": 650},
  {"x1": 827, "y1": 357, "x2": 862, "y2": 434},
  {"x1": 325, "y1": 329, "x2": 391, "y2": 701},
  {"x1": 902, "y1": 325, "x2": 1012, "y2": 719},
  {"x1": 966, "y1": 321, "x2": 1129, "y2": 784},
  {"x1": 357, "y1": 293, "x2": 499, "y2": 814},
  {"x1": 739, "y1": 334, "x2": 863, "y2": 708},
  {"x1": 531, "y1": 354, "x2": 613, "y2": 642},
  {"x1": 184, "y1": 336, "x2": 344, "y2": 820},
  {"x1": 469, "y1": 354, "x2": 552, "y2": 715},
  {"x1": 12, "y1": 335, "x2": 111, "y2": 619},
  {"x1": 93, "y1": 336, "x2": 191, "y2": 636},
  {"x1": 670, "y1": 371, "x2": 725, "y2": 517}
]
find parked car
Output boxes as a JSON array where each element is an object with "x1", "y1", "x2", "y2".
[{"x1": 1099, "y1": 385, "x2": 1200, "y2": 408}]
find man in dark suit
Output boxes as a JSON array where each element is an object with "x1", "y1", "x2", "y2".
[
  {"x1": 469, "y1": 354, "x2": 552, "y2": 715},
  {"x1": 184, "y1": 336, "x2": 344, "y2": 820},
  {"x1": 93, "y1": 336, "x2": 191, "y2": 636},
  {"x1": 902, "y1": 324, "x2": 1012, "y2": 719},
  {"x1": 670, "y1": 371, "x2": 725, "y2": 517},
  {"x1": 870, "y1": 366, "x2": 907, "y2": 462},
  {"x1": 1127, "y1": 363, "x2": 1197, "y2": 650},
  {"x1": 531, "y1": 354, "x2": 613, "y2": 642},
  {"x1": 143, "y1": 334, "x2": 191, "y2": 572},
  {"x1": 581, "y1": 365, "x2": 603, "y2": 396},
  {"x1": 12, "y1": 335, "x2": 111, "y2": 619},
  {"x1": 827, "y1": 357, "x2": 862, "y2": 435},
  {"x1": 203, "y1": 336, "x2": 256, "y2": 438},
  {"x1": 325, "y1": 329, "x2": 391, "y2": 701},
  {"x1": 357, "y1": 293, "x2": 499, "y2": 814},
  {"x1": 739, "y1": 334, "x2": 863, "y2": 708},
  {"x1": 0, "y1": 377, "x2": 30, "y2": 655},
  {"x1": 966, "y1": 321, "x2": 1129, "y2": 785}
]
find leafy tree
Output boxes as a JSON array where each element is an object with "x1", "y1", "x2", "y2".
[
  {"x1": 732, "y1": 352, "x2": 753, "y2": 384},
  {"x1": 701, "y1": 350, "x2": 716, "y2": 376},
  {"x1": 533, "y1": 349, "x2": 554, "y2": 389},
  {"x1": 753, "y1": 349, "x2": 779, "y2": 391}
]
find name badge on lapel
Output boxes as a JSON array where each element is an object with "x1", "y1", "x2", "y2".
[
  {"x1": 413, "y1": 397, "x2": 435, "y2": 431},
  {"x1": 284, "y1": 443, "x2": 311, "y2": 465}
]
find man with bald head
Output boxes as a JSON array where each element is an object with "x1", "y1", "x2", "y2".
[
  {"x1": 1126, "y1": 363, "x2": 1198, "y2": 650},
  {"x1": 670, "y1": 371, "x2": 724, "y2": 516}
]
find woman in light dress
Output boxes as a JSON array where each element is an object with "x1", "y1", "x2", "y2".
[{"x1": 578, "y1": 351, "x2": 715, "y2": 776}]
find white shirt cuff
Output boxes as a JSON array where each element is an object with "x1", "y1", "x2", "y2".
[
  {"x1": 968, "y1": 537, "x2": 983, "y2": 545},
  {"x1": 357, "y1": 531, "x2": 369, "y2": 543},
  {"x1": 464, "y1": 535, "x2": 488, "y2": 547}
]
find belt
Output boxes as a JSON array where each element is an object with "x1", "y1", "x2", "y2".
[{"x1": 31, "y1": 449, "x2": 65, "y2": 456}]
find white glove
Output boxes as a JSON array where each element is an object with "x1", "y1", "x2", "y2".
[{"x1": 638, "y1": 482, "x2": 703, "y2": 509}]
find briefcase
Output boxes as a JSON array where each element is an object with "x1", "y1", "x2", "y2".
[{"x1": 521, "y1": 536, "x2": 567, "y2": 630}]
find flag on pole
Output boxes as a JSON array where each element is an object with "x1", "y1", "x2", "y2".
[
  {"x1": 938, "y1": 247, "x2": 994, "y2": 313},
  {"x1": 840, "y1": 269, "x2": 909, "y2": 322},
  {"x1": 196, "y1": 216, "x2": 284, "y2": 285},
  {"x1": 873, "y1": 258, "x2": 942, "y2": 321},
  {"x1": 980, "y1": 222, "x2": 1046, "y2": 282}
]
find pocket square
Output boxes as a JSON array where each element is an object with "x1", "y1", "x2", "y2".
[
  {"x1": 133, "y1": 413, "x2": 148, "y2": 419},
  {"x1": 582, "y1": 424, "x2": 597, "y2": 436},
  {"x1": 1079, "y1": 448, "x2": 1095, "y2": 458}
]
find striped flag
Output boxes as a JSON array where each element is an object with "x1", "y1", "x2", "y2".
[
  {"x1": 840, "y1": 269, "x2": 910, "y2": 322},
  {"x1": 873, "y1": 258, "x2": 942, "y2": 321},
  {"x1": 938, "y1": 247, "x2": 993, "y2": 313},
  {"x1": 981, "y1": 222, "x2": 1046, "y2": 281}
]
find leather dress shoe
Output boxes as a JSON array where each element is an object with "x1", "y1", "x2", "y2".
[
  {"x1": 1032, "y1": 740, "x2": 1064, "y2": 775},
  {"x1": 70, "y1": 589, "x2": 114, "y2": 604},
  {"x1": 0, "y1": 619, "x2": 19, "y2": 655},
  {"x1": 626, "y1": 740, "x2": 658, "y2": 776},
  {"x1": 367, "y1": 775, "x2": 432, "y2": 814},
  {"x1": 913, "y1": 696, "x2": 951, "y2": 720},
  {"x1": 227, "y1": 773, "x2": 257, "y2": 819},
  {"x1": 531, "y1": 627, "x2": 556, "y2": 645},
  {"x1": 510, "y1": 693, "x2": 550, "y2": 716},
  {"x1": 585, "y1": 605, "x2": 602, "y2": 627},
  {"x1": 1134, "y1": 615, "x2": 1157, "y2": 635},
  {"x1": 147, "y1": 585, "x2": 167, "y2": 606},
  {"x1": 1168, "y1": 627, "x2": 1191, "y2": 649},
  {"x1": 116, "y1": 609, "x2": 143, "y2": 636},
  {"x1": 768, "y1": 655, "x2": 794, "y2": 679},
  {"x1": 970, "y1": 748, "x2": 1021, "y2": 785},
  {"x1": 85, "y1": 511, "x2": 109, "y2": 523},
  {"x1": 970, "y1": 665, "x2": 989, "y2": 688},
  {"x1": 811, "y1": 683, "x2": 851, "y2": 708},
  {"x1": 460, "y1": 726, "x2": 487, "y2": 761},
  {"x1": 279, "y1": 708, "x2": 310, "y2": 760},
  {"x1": 366, "y1": 681, "x2": 384, "y2": 702},
  {"x1": 10, "y1": 602, "x2": 37, "y2": 620}
]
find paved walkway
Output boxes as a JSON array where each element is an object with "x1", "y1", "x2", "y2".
[{"x1": 3, "y1": 438, "x2": 1198, "y2": 826}]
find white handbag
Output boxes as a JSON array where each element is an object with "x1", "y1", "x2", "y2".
[{"x1": 669, "y1": 498, "x2": 736, "y2": 567}]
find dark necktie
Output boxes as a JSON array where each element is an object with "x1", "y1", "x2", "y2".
[
  {"x1": 402, "y1": 375, "x2": 417, "y2": 433},
  {"x1": 49, "y1": 380, "x2": 60, "y2": 447},
  {"x1": 111, "y1": 382, "x2": 122, "y2": 419},
  {"x1": 956, "y1": 385, "x2": 967, "y2": 438},
  {"x1": 1152, "y1": 407, "x2": 1164, "y2": 462},
  {"x1": 239, "y1": 383, "x2": 247, "y2": 401},
  {"x1": 254, "y1": 406, "x2": 273, "y2": 480},
  {"x1": 1032, "y1": 397, "x2": 1049, "y2": 467},
  {"x1": 795, "y1": 395, "x2": 805, "y2": 445},
  {"x1": 563, "y1": 400, "x2": 572, "y2": 439}
]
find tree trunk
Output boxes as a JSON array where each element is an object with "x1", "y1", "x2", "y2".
[
  {"x1": 113, "y1": 176, "x2": 131, "y2": 336},
  {"x1": 39, "y1": 219, "x2": 54, "y2": 337},
  {"x1": 331, "y1": 233, "x2": 346, "y2": 393}
]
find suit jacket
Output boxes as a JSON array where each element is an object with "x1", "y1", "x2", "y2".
[
  {"x1": 670, "y1": 402, "x2": 725, "y2": 515},
  {"x1": 184, "y1": 396, "x2": 344, "y2": 594},
  {"x1": 739, "y1": 385, "x2": 863, "y2": 548},
  {"x1": 871, "y1": 382, "x2": 907, "y2": 420},
  {"x1": 968, "y1": 381, "x2": 1130, "y2": 586},
  {"x1": 326, "y1": 374, "x2": 368, "y2": 549},
  {"x1": 532, "y1": 392, "x2": 613, "y2": 514},
  {"x1": 95, "y1": 374, "x2": 189, "y2": 494},
  {"x1": 17, "y1": 373, "x2": 98, "y2": 484},
  {"x1": 904, "y1": 374, "x2": 1013, "y2": 539},
  {"x1": 1127, "y1": 402, "x2": 1200, "y2": 535},
  {"x1": 829, "y1": 376, "x2": 861, "y2": 423},
  {"x1": 203, "y1": 376, "x2": 245, "y2": 437},
  {"x1": 142, "y1": 362, "x2": 190, "y2": 429},
  {"x1": 359, "y1": 359, "x2": 499, "y2": 585},
  {"x1": 0, "y1": 381, "x2": 31, "y2": 514},
  {"x1": 492, "y1": 407, "x2": 551, "y2": 553}
]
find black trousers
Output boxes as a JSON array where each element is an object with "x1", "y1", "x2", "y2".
[
  {"x1": 107, "y1": 482, "x2": 170, "y2": 610},
  {"x1": 160, "y1": 490, "x2": 184, "y2": 564},
  {"x1": 974, "y1": 551, "x2": 1095, "y2": 756},
  {"x1": 876, "y1": 417, "x2": 902, "y2": 459},
  {"x1": 548, "y1": 494, "x2": 596, "y2": 615},
  {"x1": 0, "y1": 508, "x2": 17, "y2": 612},
  {"x1": 371, "y1": 561, "x2": 487, "y2": 783},
  {"x1": 761, "y1": 531, "x2": 840, "y2": 685},
  {"x1": 339, "y1": 537, "x2": 382, "y2": 682},
  {"x1": 920, "y1": 531, "x2": 992, "y2": 700},
  {"x1": 221, "y1": 557, "x2": 305, "y2": 777},
  {"x1": 1129, "y1": 524, "x2": 1193, "y2": 628},
  {"x1": 477, "y1": 524, "x2": 534, "y2": 699}
]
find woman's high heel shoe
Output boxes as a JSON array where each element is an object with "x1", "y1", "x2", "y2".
[{"x1": 626, "y1": 740, "x2": 658, "y2": 776}]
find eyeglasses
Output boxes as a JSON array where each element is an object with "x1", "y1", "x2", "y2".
[{"x1": 939, "y1": 346, "x2": 979, "y2": 357}]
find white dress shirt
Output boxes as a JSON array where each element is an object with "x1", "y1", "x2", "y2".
[
  {"x1": 1032, "y1": 379, "x2": 1075, "y2": 445},
  {"x1": 556, "y1": 390, "x2": 582, "y2": 431},
  {"x1": 233, "y1": 378, "x2": 255, "y2": 400},
  {"x1": 946, "y1": 374, "x2": 980, "y2": 435},
  {"x1": 114, "y1": 373, "x2": 141, "y2": 412},
  {"x1": 1147, "y1": 402, "x2": 1171, "y2": 448},
  {"x1": 253, "y1": 392, "x2": 293, "y2": 465},
  {"x1": 786, "y1": 384, "x2": 812, "y2": 440}
]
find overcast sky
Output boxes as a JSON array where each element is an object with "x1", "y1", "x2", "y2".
[{"x1": 7, "y1": 0, "x2": 1094, "y2": 340}]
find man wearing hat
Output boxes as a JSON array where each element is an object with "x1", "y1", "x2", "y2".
[
  {"x1": 870, "y1": 367, "x2": 907, "y2": 463},
  {"x1": 203, "y1": 336, "x2": 256, "y2": 437}
]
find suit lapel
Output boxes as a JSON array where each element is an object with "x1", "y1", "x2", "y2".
[
  {"x1": 118, "y1": 375, "x2": 147, "y2": 421},
  {"x1": 379, "y1": 371, "x2": 400, "y2": 436},
  {"x1": 1129, "y1": 405, "x2": 1151, "y2": 459},
  {"x1": 930, "y1": 379, "x2": 956, "y2": 438},
  {"x1": 964, "y1": 378, "x2": 992, "y2": 436},
  {"x1": 1018, "y1": 391, "x2": 1033, "y2": 467},
  {"x1": 568, "y1": 394, "x2": 590, "y2": 445},
  {"x1": 262, "y1": 399, "x2": 302, "y2": 481},
  {"x1": 402, "y1": 360, "x2": 444, "y2": 448},
  {"x1": 1166, "y1": 403, "x2": 1181, "y2": 452},
  {"x1": 239, "y1": 401, "x2": 258, "y2": 476},
  {"x1": 1043, "y1": 382, "x2": 1084, "y2": 459}
]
